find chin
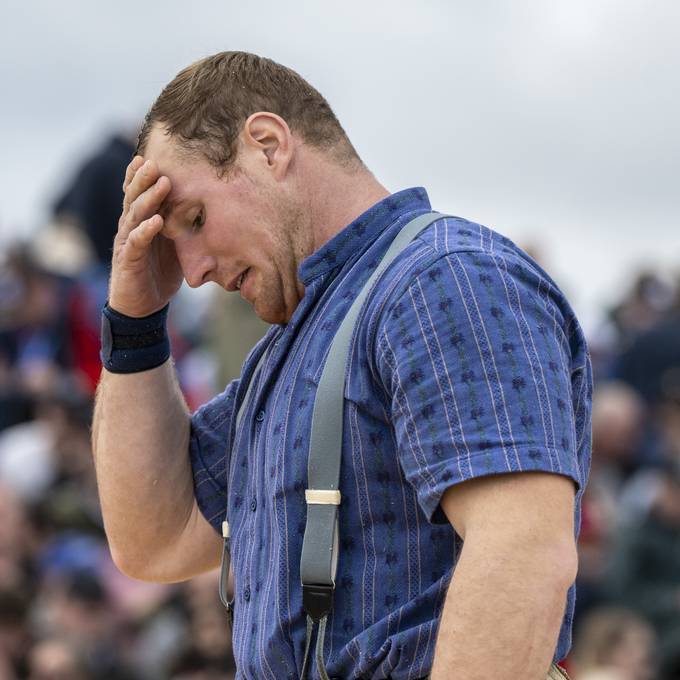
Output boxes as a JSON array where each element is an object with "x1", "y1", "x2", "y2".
[
  {"x1": 251, "y1": 277, "x2": 298, "y2": 324},
  {"x1": 252, "y1": 295, "x2": 293, "y2": 324},
  {"x1": 256, "y1": 306, "x2": 288, "y2": 325},
  {"x1": 255, "y1": 310, "x2": 290, "y2": 324}
]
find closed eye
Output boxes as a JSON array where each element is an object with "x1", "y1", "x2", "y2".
[{"x1": 192, "y1": 209, "x2": 205, "y2": 233}]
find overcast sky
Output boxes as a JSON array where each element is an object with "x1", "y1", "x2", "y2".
[{"x1": 1, "y1": 0, "x2": 679, "y2": 333}]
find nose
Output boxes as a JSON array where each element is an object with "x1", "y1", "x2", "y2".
[{"x1": 174, "y1": 239, "x2": 216, "y2": 288}]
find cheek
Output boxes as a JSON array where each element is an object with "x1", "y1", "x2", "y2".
[{"x1": 202, "y1": 221, "x2": 234, "y2": 254}]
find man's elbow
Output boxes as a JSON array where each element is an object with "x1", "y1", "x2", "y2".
[
  {"x1": 463, "y1": 527, "x2": 579, "y2": 592},
  {"x1": 109, "y1": 544, "x2": 154, "y2": 583},
  {"x1": 555, "y1": 540, "x2": 579, "y2": 589},
  {"x1": 525, "y1": 537, "x2": 579, "y2": 592},
  {"x1": 108, "y1": 543, "x2": 187, "y2": 584}
]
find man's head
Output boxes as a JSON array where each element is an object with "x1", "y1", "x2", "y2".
[
  {"x1": 136, "y1": 51, "x2": 362, "y2": 177},
  {"x1": 134, "y1": 52, "x2": 384, "y2": 324}
]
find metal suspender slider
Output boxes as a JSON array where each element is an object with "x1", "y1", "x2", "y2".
[
  {"x1": 218, "y1": 520, "x2": 234, "y2": 629},
  {"x1": 302, "y1": 489, "x2": 341, "y2": 621}
]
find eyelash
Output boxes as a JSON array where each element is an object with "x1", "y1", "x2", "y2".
[{"x1": 192, "y1": 210, "x2": 205, "y2": 232}]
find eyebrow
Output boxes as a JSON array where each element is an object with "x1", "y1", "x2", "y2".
[{"x1": 158, "y1": 195, "x2": 182, "y2": 220}]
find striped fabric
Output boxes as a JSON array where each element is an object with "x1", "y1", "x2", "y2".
[{"x1": 189, "y1": 188, "x2": 592, "y2": 680}]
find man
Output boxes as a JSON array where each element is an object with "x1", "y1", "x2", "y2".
[{"x1": 92, "y1": 51, "x2": 591, "y2": 679}]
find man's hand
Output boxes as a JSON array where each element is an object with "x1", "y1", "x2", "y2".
[{"x1": 109, "y1": 156, "x2": 183, "y2": 317}]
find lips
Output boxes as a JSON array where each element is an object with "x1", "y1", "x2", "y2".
[{"x1": 227, "y1": 268, "x2": 250, "y2": 292}]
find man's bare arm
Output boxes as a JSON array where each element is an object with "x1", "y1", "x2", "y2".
[
  {"x1": 91, "y1": 156, "x2": 221, "y2": 582},
  {"x1": 92, "y1": 362, "x2": 222, "y2": 582},
  {"x1": 431, "y1": 472, "x2": 578, "y2": 679}
]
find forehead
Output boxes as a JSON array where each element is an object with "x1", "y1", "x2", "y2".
[
  {"x1": 144, "y1": 125, "x2": 221, "y2": 207},
  {"x1": 144, "y1": 125, "x2": 201, "y2": 173}
]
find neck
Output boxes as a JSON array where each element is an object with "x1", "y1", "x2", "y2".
[{"x1": 299, "y1": 152, "x2": 390, "y2": 254}]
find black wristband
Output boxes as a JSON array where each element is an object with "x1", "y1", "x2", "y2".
[{"x1": 100, "y1": 303, "x2": 171, "y2": 373}]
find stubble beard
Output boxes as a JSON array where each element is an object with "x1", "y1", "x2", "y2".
[{"x1": 253, "y1": 195, "x2": 310, "y2": 325}]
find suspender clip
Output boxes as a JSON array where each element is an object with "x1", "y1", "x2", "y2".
[{"x1": 302, "y1": 583, "x2": 334, "y2": 623}]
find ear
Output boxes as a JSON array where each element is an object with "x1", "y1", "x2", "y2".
[{"x1": 241, "y1": 112, "x2": 293, "y2": 180}]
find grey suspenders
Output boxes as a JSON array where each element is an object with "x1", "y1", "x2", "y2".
[{"x1": 218, "y1": 211, "x2": 446, "y2": 679}]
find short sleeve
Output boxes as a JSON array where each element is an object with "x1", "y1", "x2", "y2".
[
  {"x1": 376, "y1": 250, "x2": 583, "y2": 523},
  {"x1": 189, "y1": 379, "x2": 239, "y2": 534}
]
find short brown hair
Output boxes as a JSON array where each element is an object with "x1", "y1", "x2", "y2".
[{"x1": 137, "y1": 51, "x2": 362, "y2": 174}]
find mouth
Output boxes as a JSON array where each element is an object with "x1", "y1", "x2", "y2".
[{"x1": 227, "y1": 268, "x2": 250, "y2": 292}]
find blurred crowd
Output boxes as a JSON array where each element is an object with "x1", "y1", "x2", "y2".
[{"x1": 1, "y1": 132, "x2": 679, "y2": 679}]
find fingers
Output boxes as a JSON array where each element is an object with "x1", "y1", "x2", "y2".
[
  {"x1": 119, "y1": 160, "x2": 171, "y2": 239},
  {"x1": 124, "y1": 158, "x2": 160, "y2": 213},
  {"x1": 122, "y1": 155, "x2": 145, "y2": 197},
  {"x1": 125, "y1": 214, "x2": 165, "y2": 259}
]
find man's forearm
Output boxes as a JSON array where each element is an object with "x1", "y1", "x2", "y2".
[
  {"x1": 92, "y1": 360, "x2": 193, "y2": 577},
  {"x1": 430, "y1": 534, "x2": 575, "y2": 679}
]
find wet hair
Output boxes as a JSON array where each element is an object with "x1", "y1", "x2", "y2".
[{"x1": 136, "y1": 51, "x2": 362, "y2": 175}]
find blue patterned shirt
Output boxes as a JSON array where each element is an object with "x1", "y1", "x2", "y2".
[{"x1": 189, "y1": 188, "x2": 592, "y2": 679}]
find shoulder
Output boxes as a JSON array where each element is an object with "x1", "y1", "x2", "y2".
[
  {"x1": 404, "y1": 213, "x2": 563, "y2": 297},
  {"x1": 369, "y1": 214, "x2": 576, "y2": 335},
  {"x1": 362, "y1": 214, "x2": 591, "y2": 389}
]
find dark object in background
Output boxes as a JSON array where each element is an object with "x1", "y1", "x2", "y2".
[
  {"x1": 0, "y1": 587, "x2": 32, "y2": 678},
  {"x1": 65, "y1": 568, "x2": 108, "y2": 606},
  {"x1": 614, "y1": 312, "x2": 680, "y2": 407},
  {"x1": 169, "y1": 645, "x2": 237, "y2": 680},
  {"x1": 53, "y1": 134, "x2": 135, "y2": 266}
]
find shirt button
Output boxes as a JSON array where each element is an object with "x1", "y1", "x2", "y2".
[
  {"x1": 250, "y1": 498, "x2": 257, "y2": 512},
  {"x1": 255, "y1": 410, "x2": 265, "y2": 422},
  {"x1": 244, "y1": 587, "x2": 251, "y2": 602}
]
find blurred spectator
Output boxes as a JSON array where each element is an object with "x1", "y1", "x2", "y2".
[
  {"x1": 573, "y1": 382, "x2": 647, "y2": 625},
  {"x1": 53, "y1": 132, "x2": 136, "y2": 267},
  {"x1": 608, "y1": 272, "x2": 673, "y2": 350},
  {"x1": 0, "y1": 420, "x2": 56, "y2": 502},
  {"x1": 31, "y1": 568, "x2": 121, "y2": 676},
  {"x1": 612, "y1": 287, "x2": 680, "y2": 408},
  {"x1": 26, "y1": 637, "x2": 88, "y2": 680},
  {"x1": 591, "y1": 381, "x2": 647, "y2": 483},
  {"x1": 0, "y1": 376, "x2": 98, "y2": 518},
  {"x1": 0, "y1": 483, "x2": 36, "y2": 590},
  {"x1": 616, "y1": 385, "x2": 680, "y2": 531},
  {"x1": 29, "y1": 219, "x2": 95, "y2": 280},
  {"x1": 589, "y1": 270, "x2": 674, "y2": 387},
  {"x1": 601, "y1": 461, "x2": 680, "y2": 678},
  {"x1": 0, "y1": 586, "x2": 32, "y2": 678},
  {"x1": 568, "y1": 606, "x2": 656, "y2": 680},
  {"x1": 182, "y1": 572, "x2": 235, "y2": 674},
  {"x1": 46, "y1": 130, "x2": 134, "y2": 392},
  {"x1": 0, "y1": 246, "x2": 75, "y2": 427}
]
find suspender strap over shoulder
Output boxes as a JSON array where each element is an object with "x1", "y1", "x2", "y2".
[{"x1": 300, "y1": 211, "x2": 446, "y2": 678}]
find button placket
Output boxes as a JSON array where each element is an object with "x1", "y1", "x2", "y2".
[
  {"x1": 243, "y1": 403, "x2": 264, "y2": 611},
  {"x1": 250, "y1": 411, "x2": 263, "y2": 519}
]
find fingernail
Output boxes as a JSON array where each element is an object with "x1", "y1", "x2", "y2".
[{"x1": 143, "y1": 160, "x2": 152, "y2": 174}]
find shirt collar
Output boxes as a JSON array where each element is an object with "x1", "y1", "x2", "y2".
[{"x1": 297, "y1": 187, "x2": 431, "y2": 286}]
